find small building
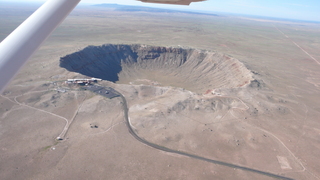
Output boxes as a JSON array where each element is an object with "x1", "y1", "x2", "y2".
[{"x1": 65, "y1": 78, "x2": 102, "y2": 85}]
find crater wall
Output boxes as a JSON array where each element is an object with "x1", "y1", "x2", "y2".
[{"x1": 60, "y1": 44, "x2": 253, "y2": 93}]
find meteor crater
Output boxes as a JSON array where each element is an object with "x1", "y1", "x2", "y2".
[{"x1": 60, "y1": 44, "x2": 253, "y2": 93}]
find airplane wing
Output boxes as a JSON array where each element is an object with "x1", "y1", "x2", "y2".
[
  {"x1": 0, "y1": 0, "x2": 81, "y2": 92},
  {"x1": 0, "y1": 0, "x2": 205, "y2": 92},
  {"x1": 137, "y1": 0, "x2": 206, "y2": 5}
]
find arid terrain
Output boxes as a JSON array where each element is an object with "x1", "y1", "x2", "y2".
[{"x1": 1, "y1": 2, "x2": 320, "y2": 180}]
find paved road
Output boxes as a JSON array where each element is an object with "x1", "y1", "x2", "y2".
[{"x1": 86, "y1": 86, "x2": 294, "y2": 180}]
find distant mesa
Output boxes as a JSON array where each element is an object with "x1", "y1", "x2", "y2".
[
  {"x1": 92, "y1": 3, "x2": 218, "y2": 16},
  {"x1": 60, "y1": 44, "x2": 253, "y2": 93}
]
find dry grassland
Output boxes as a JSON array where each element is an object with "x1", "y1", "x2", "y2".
[{"x1": 1, "y1": 3, "x2": 320, "y2": 180}]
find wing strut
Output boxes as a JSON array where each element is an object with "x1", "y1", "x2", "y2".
[{"x1": 0, "y1": 0, "x2": 81, "y2": 92}]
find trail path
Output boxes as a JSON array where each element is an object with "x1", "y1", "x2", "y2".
[
  {"x1": 273, "y1": 25, "x2": 320, "y2": 66},
  {"x1": 1, "y1": 90, "x2": 84, "y2": 141}
]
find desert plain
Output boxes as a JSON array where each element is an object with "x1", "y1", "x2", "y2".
[{"x1": 0, "y1": 2, "x2": 320, "y2": 180}]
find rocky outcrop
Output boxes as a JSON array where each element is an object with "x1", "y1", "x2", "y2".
[{"x1": 60, "y1": 44, "x2": 253, "y2": 93}]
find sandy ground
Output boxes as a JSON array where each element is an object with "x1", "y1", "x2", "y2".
[{"x1": 1, "y1": 3, "x2": 320, "y2": 180}]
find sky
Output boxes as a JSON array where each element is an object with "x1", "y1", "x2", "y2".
[{"x1": 2, "y1": 0, "x2": 320, "y2": 22}]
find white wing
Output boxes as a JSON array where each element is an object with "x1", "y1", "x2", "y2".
[{"x1": 0, "y1": 0, "x2": 80, "y2": 92}]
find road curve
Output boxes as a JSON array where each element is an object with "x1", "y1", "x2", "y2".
[{"x1": 88, "y1": 86, "x2": 294, "y2": 180}]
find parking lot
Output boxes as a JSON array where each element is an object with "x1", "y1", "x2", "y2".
[{"x1": 82, "y1": 85, "x2": 120, "y2": 99}]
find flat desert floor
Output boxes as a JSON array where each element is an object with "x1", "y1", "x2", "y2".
[{"x1": 0, "y1": 3, "x2": 320, "y2": 180}]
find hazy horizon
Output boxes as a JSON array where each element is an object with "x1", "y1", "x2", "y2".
[{"x1": 1, "y1": 0, "x2": 319, "y2": 22}]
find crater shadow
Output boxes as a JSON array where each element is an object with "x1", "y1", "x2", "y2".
[{"x1": 60, "y1": 44, "x2": 137, "y2": 82}]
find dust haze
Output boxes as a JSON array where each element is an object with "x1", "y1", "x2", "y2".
[{"x1": 1, "y1": 3, "x2": 320, "y2": 180}]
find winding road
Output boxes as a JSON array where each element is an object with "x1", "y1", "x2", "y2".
[
  {"x1": 86, "y1": 86, "x2": 294, "y2": 180},
  {"x1": 2, "y1": 86, "x2": 295, "y2": 179}
]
